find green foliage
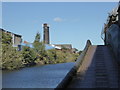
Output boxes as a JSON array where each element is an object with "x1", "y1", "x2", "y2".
[
  {"x1": 2, "y1": 31, "x2": 12, "y2": 45},
  {"x1": 61, "y1": 46, "x2": 68, "y2": 50},
  {"x1": 79, "y1": 51, "x2": 82, "y2": 55},
  {"x1": 0, "y1": 46, "x2": 2, "y2": 69},
  {"x1": 47, "y1": 49, "x2": 56, "y2": 60},
  {"x1": 33, "y1": 41, "x2": 46, "y2": 57},
  {"x1": 34, "y1": 32, "x2": 41, "y2": 42},
  {"x1": 33, "y1": 32, "x2": 47, "y2": 64},
  {"x1": 45, "y1": 49, "x2": 56, "y2": 64},
  {"x1": 2, "y1": 45, "x2": 23, "y2": 70},
  {"x1": 21, "y1": 46, "x2": 36, "y2": 66},
  {"x1": 1, "y1": 31, "x2": 80, "y2": 70},
  {"x1": 46, "y1": 49, "x2": 79, "y2": 64},
  {"x1": 1, "y1": 31, "x2": 23, "y2": 70}
]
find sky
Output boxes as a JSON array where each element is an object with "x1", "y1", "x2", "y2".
[{"x1": 2, "y1": 2, "x2": 118, "y2": 50}]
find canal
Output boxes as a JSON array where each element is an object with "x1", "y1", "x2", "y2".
[{"x1": 2, "y1": 62, "x2": 75, "y2": 88}]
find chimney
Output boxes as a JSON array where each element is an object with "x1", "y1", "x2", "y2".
[{"x1": 43, "y1": 23, "x2": 50, "y2": 44}]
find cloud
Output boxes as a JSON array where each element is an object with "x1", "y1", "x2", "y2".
[
  {"x1": 53, "y1": 17, "x2": 63, "y2": 22},
  {"x1": 53, "y1": 17, "x2": 80, "y2": 23}
]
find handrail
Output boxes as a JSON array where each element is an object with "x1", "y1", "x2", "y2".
[{"x1": 55, "y1": 40, "x2": 92, "y2": 88}]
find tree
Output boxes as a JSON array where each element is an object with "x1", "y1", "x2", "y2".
[
  {"x1": 22, "y1": 46, "x2": 36, "y2": 66},
  {"x1": 46, "y1": 49, "x2": 57, "y2": 63},
  {"x1": 34, "y1": 32, "x2": 40, "y2": 42},
  {"x1": 33, "y1": 32, "x2": 46, "y2": 62},
  {"x1": 2, "y1": 31, "x2": 12, "y2": 45},
  {"x1": 2, "y1": 31, "x2": 23, "y2": 70}
]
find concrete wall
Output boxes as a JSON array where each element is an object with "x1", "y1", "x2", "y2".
[
  {"x1": 106, "y1": 24, "x2": 120, "y2": 62},
  {"x1": 56, "y1": 40, "x2": 92, "y2": 88}
]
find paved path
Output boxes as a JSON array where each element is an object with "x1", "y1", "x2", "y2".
[{"x1": 67, "y1": 45, "x2": 119, "y2": 88}]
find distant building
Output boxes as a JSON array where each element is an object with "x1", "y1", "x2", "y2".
[
  {"x1": 53, "y1": 44, "x2": 72, "y2": 50},
  {"x1": 42, "y1": 23, "x2": 76, "y2": 53},
  {"x1": 12, "y1": 33, "x2": 22, "y2": 47},
  {"x1": 51, "y1": 44, "x2": 62, "y2": 50},
  {"x1": 52, "y1": 44, "x2": 73, "y2": 53},
  {"x1": 72, "y1": 48, "x2": 78, "y2": 53},
  {"x1": 43, "y1": 23, "x2": 50, "y2": 44},
  {"x1": 0, "y1": 28, "x2": 22, "y2": 50}
]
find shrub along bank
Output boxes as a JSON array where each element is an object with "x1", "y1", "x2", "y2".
[{"x1": 1, "y1": 32, "x2": 79, "y2": 70}]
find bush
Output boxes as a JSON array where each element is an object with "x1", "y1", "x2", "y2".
[
  {"x1": 1, "y1": 31, "x2": 24, "y2": 70},
  {"x1": 21, "y1": 46, "x2": 36, "y2": 66},
  {"x1": 1, "y1": 31, "x2": 80, "y2": 70},
  {"x1": 46, "y1": 49, "x2": 79, "y2": 64},
  {"x1": 2, "y1": 45, "x2": 23, "y2": 70}
]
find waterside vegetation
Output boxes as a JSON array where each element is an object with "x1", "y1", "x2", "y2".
[{"x1": 1, "y1": 32, "x2": 80, "y2": 70}]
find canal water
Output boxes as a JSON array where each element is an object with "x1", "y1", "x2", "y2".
[{"x1": 2, "y1": 62, "x2": 75, "y2": 88}]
